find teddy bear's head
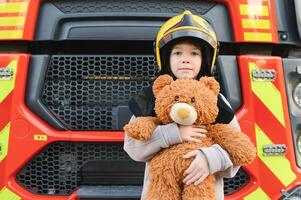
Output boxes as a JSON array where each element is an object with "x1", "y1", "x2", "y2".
[{"x1": 153, "y1": 75, "x2": 220, "y2": 126}]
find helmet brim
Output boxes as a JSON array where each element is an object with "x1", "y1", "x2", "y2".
[{"x1": 158, "y1": 29, "x2": 217, "y2": 50}]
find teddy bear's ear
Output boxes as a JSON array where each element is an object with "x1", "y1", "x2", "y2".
[
  {"x1": 199, "y1": 76, "x2": 220, "y2": 95},
  {"x1": 153, "y1": 75, "x2": 174, "y2": 97}
]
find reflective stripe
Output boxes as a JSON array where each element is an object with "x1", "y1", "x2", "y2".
[
  {"x1": 243, "y1": 187, "x2": 270, "y2": 200},
  {"x1": 244, "y1": 32, "x2": 272, "y2": 42},
  {"x1": 0, "y1": 123, "x2": 10, "y2": 162},
  {"x1": 0, "y1": 2, "x2": 28, "y2": 14},
  {"x1": 0, "y1": 16, "x2": 25, "y2": 27},
  {"x1": 249, "y1": 62, "x2": 285, "y2": 126},
  {"x1": 239, "y1": 5, "x2": 269, "y2": 16},
  {"x1": 255, "y1": 124, "x2": 296, "y2": 186},
  {"x1": 0, "y1": 59, "x2": 17, "y2": 103},
  {"x1": 0, "y1": 30, "x2": 23, "y2": 39},
  {"x1": 242, "y1": 19, "x2": 271, "y2": 29},
  {"x1": 0, "y1": 187, "x2": 21, "y2": 200}
]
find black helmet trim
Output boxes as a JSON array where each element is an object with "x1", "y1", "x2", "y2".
[{"x1": 158, "y1": 29, "x2": 217, "y2": 50}]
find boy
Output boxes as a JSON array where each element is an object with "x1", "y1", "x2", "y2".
[{"x1": 124, "y1": 10, "x2": 240, "y2": 200}]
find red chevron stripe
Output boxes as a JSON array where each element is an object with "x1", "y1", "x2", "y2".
[
  {"x1": 0, "y1": 91, "x2": 13, "y2": 131},
  {"x1": 0, "y1": 156, "x2": 7, "y2": 187},
  {"x1": 240, "y1": 0, "x2": 269, "y2": 5},
  {"x1": 0, "y1": 13, "x2": 25, "y2": 17},
  {"x1": 0, "y1": 26, "x2": 23, "y2": 30},
  {"x1": 242, "y1": 29, "x2": 272, "y2": 33},
  {"x1": 0, "y1": 58, "x2": 14, "y2": 68},
  {"x1": 253, "y1": 94, "x2": 285, "y2": 144},
  {"x1": 0, "y1": 0, "x2": 28, "y2": 2},
  {"x1": 257, "y1": 158, "x2": 284, "y2": 198}
]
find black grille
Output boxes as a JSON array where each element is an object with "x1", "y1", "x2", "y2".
[
  {"x1": 224, "y1": 169, "x2": 250, "y2": 195},
  {"x1": 16, "y1": 142, "x2": 143, "y2": 195},
  {"x1": 16, "y1": 142, "x2": 249, "y2": 196},
  {"x1": 50, "y1": 0, "x2": 215, "y2": 15},
  {"x1": 41, "y1": 55, "x2": 157, "y2": 130}
]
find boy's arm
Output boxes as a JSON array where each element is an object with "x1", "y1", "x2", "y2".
[
  {"x1": 199, "y1": 144, "x2": 240, "y2": 178},
  {"x1": 124, "y1": 116, "x2": 182, "y2": 162},
  {"x1": 200, "y1": 114, "x2": 242, "y2": 178}
]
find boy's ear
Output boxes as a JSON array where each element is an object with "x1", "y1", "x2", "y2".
[
  {"x1": 153, "y1": 75, "x2": 174, "y2": 97},
  {"x1": 199, "y1": 76, "x2": 220, "y2": 95}
]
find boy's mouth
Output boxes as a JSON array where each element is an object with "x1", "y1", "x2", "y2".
[{"x1": 178, "y1": 68, "x2": 193, "y2": 71}]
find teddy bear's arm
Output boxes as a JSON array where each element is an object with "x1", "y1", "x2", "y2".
[
  {"x1": 208, "y1": 124, "x2": 257, "y2": 166},
  {"x1": 123, "y1": 117, "x2": 161, "y2": 141}
]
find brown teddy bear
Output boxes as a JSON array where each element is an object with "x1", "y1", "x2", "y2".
[{"x1": 124, "y1": 75, "x2": 256, "y2": 200}]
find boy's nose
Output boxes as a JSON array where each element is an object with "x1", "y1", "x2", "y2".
[{"x1": 182, "y1": 57, "x2": 191, "y2": 63}]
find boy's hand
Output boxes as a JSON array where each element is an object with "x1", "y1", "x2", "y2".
[
  {"x1": 183, "y1": 150, "x2": 209, "y2": 185},
  {"x1": 178, "y1": 125, "x2": 207, "y2": 142}
]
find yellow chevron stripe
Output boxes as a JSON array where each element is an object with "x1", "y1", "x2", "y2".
[
  {"x1": 0, "y1": 59, "x2": 18, "y2": 103},
  {"x1": 0, "y1": 187, "x2": 21, "y2": 200},
  {"x1": 244, "y1": 32, "x2": 272, "y2": 42},
  {"x1": 0, "y1": 30, "x2": 23, "y2": 39},
  {"x1": 243, "y1": 187, "x2": 270, "y2": 200},
  {"x1": 0, "y1": 16, "x2": 25, "y2": 27},
  {"x1": 255, "y1": 124, "x2": 296, "y2": 186},
  {"x1": 0, "y1": 2, "x2": 28, "y2": 14},
  {"x1": 249, "y1": 62, "x2": 285, "y2": 126},
  {"x1": 239, "y1": 5, "x2": 269, "y2": 16},
  {"x1": 242, "y1": 19, "x2": 271, "y2": 29},
  {"x1": 0, "y1": 123, "x2": 10, "y2": 163}
]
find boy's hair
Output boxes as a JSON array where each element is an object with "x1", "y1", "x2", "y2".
[{"x1": 158, "y1": 37, "x2": 213, "y2": 79}]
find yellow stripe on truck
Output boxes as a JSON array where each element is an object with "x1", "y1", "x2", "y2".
[
  {"x1": 255, "y1": 124, "x2": 296, "y2": 186},
  {"x1": 242, "y1": 19, "x2": 271, "y2": 29},
  {"x1": 0, "y1": 2, "x2": 28, "y2": 14},
  {"x1": 0, "y1": 187, "x2": 21, "y2": 200},
  {"x1": 244, "y1": 32, "x2": 272, "y2": 42},
  {"x1": 0, "y1": 16, "x2": 26, "y2": 27},
  {"x1": 0, "y1": 123, "x2": 10, "y2": 163},
  {"x1": 243, "y1": 187, "x2": 270, "y2": 200},
  {"x1": 0, "y1": 30, "x2": 23, "y2": 39},
  {"x1": 239, "y1": 5, "x2": 269, "y2": 16},
  {"x1": 0, "y1": 59, "x2": 18, "y2": 103},
  {"x1": 249, "y1": 62, "x2": 285, "y2": 126}
]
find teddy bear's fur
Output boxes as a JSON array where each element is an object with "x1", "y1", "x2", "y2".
[{"x1": 124, "y1": 75, "x2": 256, "y2": 200}]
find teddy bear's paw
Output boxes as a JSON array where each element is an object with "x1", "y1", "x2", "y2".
[{"x1": 124, "y1": 117, "x2": 159, "y2": 141}]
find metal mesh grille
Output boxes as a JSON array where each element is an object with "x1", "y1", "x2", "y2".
[
  {"x1": 42, "y1": 55, "x2": 157, "y2": 130},
  {"x1": 224, "y1": 169, "x2": 250, "y2": 195},
  {"x1": 16, "y1": 142, "x2": 133, "y2": 195},
  {"x1": 16, "y1": 142, "x2": 249, "y2": 196},
  {"x1": 50, "y1": 0, "x2": 215, "y2": 15}
]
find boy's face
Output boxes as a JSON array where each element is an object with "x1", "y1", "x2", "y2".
[{"x1": 169, "y1": 42, "x2": 202, "y2": 79}]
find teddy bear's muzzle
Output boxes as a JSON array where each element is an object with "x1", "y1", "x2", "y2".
[{"x1": 170, "y1": 103, "x2": 197, "y2": 125}]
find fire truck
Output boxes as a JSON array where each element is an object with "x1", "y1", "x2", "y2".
[{"x1": 0, "y1": 0, "x2": 301, "y2": 199}]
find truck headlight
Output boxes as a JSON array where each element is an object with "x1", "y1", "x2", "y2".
[{"x1": 293, "y1": 82, "x2": 301, "y2": 108}]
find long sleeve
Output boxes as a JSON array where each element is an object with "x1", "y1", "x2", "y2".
[
  {"x1": 200, "y1": 94, "x2": 241, "y2": 178},
  {"x1": 124, "y1": 116, "x2": 182, "y2": 162},
  {"x1": 199, "y1": 144, "x2": 240, "y2": 178}
]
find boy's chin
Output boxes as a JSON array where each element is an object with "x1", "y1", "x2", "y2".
[{"x1": 176, "y1": 74, "x2": 195, "y2": 79}]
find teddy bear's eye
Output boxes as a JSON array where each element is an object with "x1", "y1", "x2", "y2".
[
  {"x1": 174, "y1": 95, "x2": 179, "y2": 101},
  {"x1": 191, "y1": 97, "x2": 195, "y2": 103}
]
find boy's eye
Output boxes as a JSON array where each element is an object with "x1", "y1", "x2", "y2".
[
  {"x1": 172, "y1": 51, "x2": 182, "y2": 55},
  {"x1": 192, "y1": 51, "x2": 201, "y2": 56},
  {"x1": 174, "y1": 95, "x2": 179, "y2": 101},
  {"x1": 191, "y1": 97, "x2": 195, "y2": 103}
]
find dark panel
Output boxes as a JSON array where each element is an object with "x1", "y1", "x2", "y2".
[{"x1": 216, "y1": 56, "x2": 242, "y2": 111}]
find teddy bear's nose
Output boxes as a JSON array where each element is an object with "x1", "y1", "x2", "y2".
[{"x1": 177, "y1": 108, "x2": 190, "y2": 119}]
